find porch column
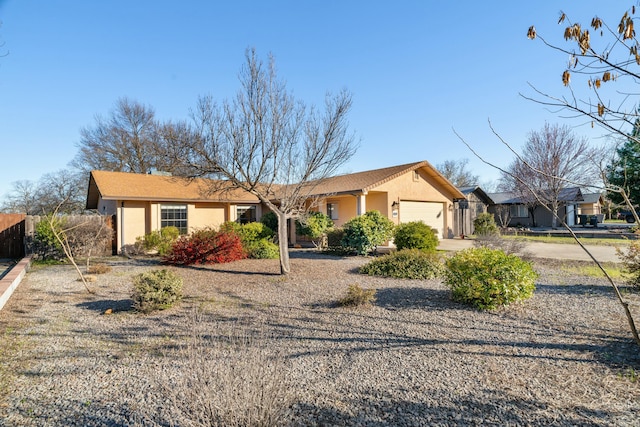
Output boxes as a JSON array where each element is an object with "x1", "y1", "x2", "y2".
[{"x1": 356, "y1": 194, "x2": 366, "y2": 216}]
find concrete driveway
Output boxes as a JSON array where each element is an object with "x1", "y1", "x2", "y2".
[{"x1": 437, "y1": 238, "x2": 624, "y2": 263}]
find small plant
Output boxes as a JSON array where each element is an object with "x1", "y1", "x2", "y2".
[
  {"x1": 444, "y1": 248, "x2": 537, "y2": 310},
  {"x1": 616, "y1": 240, "x2": 640, "y2": 289},
  {"x1": 245, "y1": 239, "x2": 280, "y2": 259},
  {"x1": 296, "y1": 211, "x2": 334, "y2": 248},
  {"x1": 338, "y1": 284, "x2": 377, "y2": 307},
  {"x1": 140, "y1": 226, "x2": 180, "y2": 256},
  {"x1": 341, "y1": 210, "x2": 394, "y2": 255},
  {"x1": 359, "y1": 249, "x2": 444, "y2": 279},
  {"x1": 473, "y1": 212, "x2": 499, "y2": 236},
  {"x1": 132, "y1": 269, "x2": 183, "y2": 313},
  {"x1": 325, "y1": 227, "x2": 347, "y2": 254},
  {"x1": 87, "y1": 263, "x2": 111, "y2": 274},
  {"x1": 393, "y1": 221, "x2": 439, "y2": 252}
]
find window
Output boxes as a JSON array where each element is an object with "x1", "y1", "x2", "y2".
[
  {"x1": 413, "y1": 171, "x2": 420, "y2": 181},
  {"x1": 327, "y1": 203, "x2": 338, "y2": 220},
  {"x1": 161, "y1": 204, "x2": 187, "y2": 234},
  {"x1": 236, "y1": 205, "x2": 257, "y2": 224},
  {"x1": 509, "y1": 204, "x2": 528, "y2": 218}
]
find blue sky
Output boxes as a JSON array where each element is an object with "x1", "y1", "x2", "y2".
[{"x1": 0, "y1": 1, "x2": 621, "y2": 200}]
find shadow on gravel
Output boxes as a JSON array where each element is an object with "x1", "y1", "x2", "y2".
[
  {"x1": 535, "y1": 282, "x2": 630, "y2": 296},
  {"x1": 291, "y1": 388, "x2": 616, "y2": 426},
  {"x1": 375, "y1": 287, "x2": 453, "y2": 310},
  {"x1": 76, "y1": 298, "x2": 133, "y2": 313}
]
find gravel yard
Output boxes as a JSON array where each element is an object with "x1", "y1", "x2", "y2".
[{"x1": 1, "y1": 251, "x2": 639, "y2": 426}]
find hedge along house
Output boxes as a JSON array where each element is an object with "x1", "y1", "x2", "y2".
[
  {"x1": 296, "y1": 161, "x2": 465, "y2": 241},
  {"x1": 86, "y1": 170, "x2": 263, "y2": 252}
]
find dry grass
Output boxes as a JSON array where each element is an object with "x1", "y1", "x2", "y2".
[{"x1": 156, "y1": 311, "x2": 294, "y2": 427}]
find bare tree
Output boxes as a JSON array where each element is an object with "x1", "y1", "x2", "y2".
[
  {"x1": 0, "y1": 180, "x2": 39, "y2": 214},
  {"x1": 436, "y1": 158, "x2": 479, "y2": 187},
  {"x1": 175, "y1": 48, "x2": 357, "y2": 274},
  {"x1": 72, "y1": 97, "x2": 160, "y2": 174},
  {"x1": 36, "y1": 170, "x2": 86, "y2": 214},
  {"x1": 1, "y1": 170, "x2": 86, "y2": 214},
  {"x1": 501, "y1": 123, "x2": 596, "y2": 228}
]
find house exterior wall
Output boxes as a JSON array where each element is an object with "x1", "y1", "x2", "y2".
[
  {"x1": 189, "y1": 203, "x2": 228, "y2": 232},
  {"x1": 119, "y1": 201, "x2": 147, "y2": 248},
  {"x1": 578, "y1": 202, "x2": 601, "y2": 215},
  {"x1": 374, "y1": 170, "x2": 455, "y2": 237}
]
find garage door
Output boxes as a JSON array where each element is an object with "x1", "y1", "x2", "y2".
[{"x1": 400, "y1": 201, "x2": 444, "y2": 239}]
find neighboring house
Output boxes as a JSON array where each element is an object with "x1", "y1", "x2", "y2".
[
  {"x1": 487, "y1": 187, "x2": 584, "y2": 227},
  {"x1": 454, "y1": 186, "x2": 494, "y2": 236},
  {"x1": 86, "y1": 161, "x2": 464, "y2": 253},
  {"x1": 578, "y1": 192, "x2": 604, "y2": 217}
]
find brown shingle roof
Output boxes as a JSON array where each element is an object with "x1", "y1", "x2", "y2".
[
  {"x1": 86, "y1": 170, "x2": 259, "y2": 209},
  {"x1": 304, "y1": 161, "x2": 465, "y2": 198}
]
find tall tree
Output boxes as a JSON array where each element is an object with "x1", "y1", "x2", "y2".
[
  {"x1": 436, "y1": 158, "x2": 479, "y2": 187},
  {"x1": 501, "y1": 123, "x2": 595, "y2": 228},
  {"x1": 0, "y1": 180, "x2": 39, "y2": 214},
  {"x1": 174, "y1": 48, "x2": 357, "y2": 274},
  {"x1": 0, "y1": 170, "x2": 86, "y2": 214},
  {"x1": 72, "y1": 97, "x2": 160, "y2": 174}
]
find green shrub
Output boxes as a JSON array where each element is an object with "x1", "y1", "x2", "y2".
[
  {"x1": 616, "y1": 241, "x2": 640, "y2": 289},
  {"x1": 393, "y1": 221, "x2": 439, "y2": 252},
  {"x1": 444, "y1": 248, "x2": 537, "y2": 310},
  {"x1": 360, "y1": 249, "x2": 444, "y2": 279},
  {"x1": 341, "y1": 210, "x2": 395, "y2": 255},
  {"x1": 473, "y1": 212, "x2": 499, "y2": 236},
  {"x1": 239, "y1": 222, "x2": 274, "y2": 243},
  {"x1": 33, "y1": 215, "x2": 65, "y2": 260},
  {"x1": 245, "y1": 238, "x2": 280, "y2": 259},
  {"x1": 260, "y1": 210, "x2": 279, "y2": 232},
  {"x1": 296, "y1": 211, "x2": 334, "y2": 244},
  {"x1": 140, "y1": 226, "x2": 180, "y2": 256},
  {"x1": 325, "y1": 227, "x2": 348, "y2": 254},
  {"x1": 338, "y1": 284, "x2": 377, "y2": 307},
  {"x1": 132, "y1": 269, "x2": 183, "y2": 313}
]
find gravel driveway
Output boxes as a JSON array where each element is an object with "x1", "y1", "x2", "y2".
[{"x1": 0, "y1": 251, "x2": 639, "y2": 426}]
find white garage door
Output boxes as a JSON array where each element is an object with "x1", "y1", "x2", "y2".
[{"x1": 400, "y1": 201, "x2": 444, "y2": 239}]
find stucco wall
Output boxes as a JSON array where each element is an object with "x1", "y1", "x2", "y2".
[
  {"x1": 189, "y1": 203, "x2": 227, "y2": 232},
  {"x1": 120, "y1": 201, "x2": 147, "y2": 247}
]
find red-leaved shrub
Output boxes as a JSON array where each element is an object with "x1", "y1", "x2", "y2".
[{"x1": 163, "y1": 228, "x2": 246, "y2": 266}]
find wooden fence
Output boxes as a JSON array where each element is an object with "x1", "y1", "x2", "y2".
[{"x1": 0, "y1": 214, "x2": 26, "y2": 258}]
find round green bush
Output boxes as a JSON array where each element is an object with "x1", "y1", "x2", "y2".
[
  {"x1": 473, "y1": 212, "x2": 499, "y2": 236},
  {"x1": 296, "y1": 211, "x2": 334, "y2": 239},
  {"x1": 359, "y1": 249, "x2": 444, "y2": 279},
  {"x1": 132, "y1": 269, "x2": 183, "y2": 313},
  {"x1": 260, "y1": 211, "x2": 279, "y2": 232},
  {"x1": 444, "y1": 248, "x2": 537, "y2": 310},
  {"x1": 393, "y1": 221, "x2": 438, "y2": 252},
  {"x1": 245, "y1": 238, "x2": 280, "y2": 259},
  {"x1": 341, "y1": 210, "x2": 394, "y2": 255}
]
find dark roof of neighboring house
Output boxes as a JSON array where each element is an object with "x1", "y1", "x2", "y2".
[
  {"x1": 487, "y1": 187, "x2": 584, "y2": 205},
  {"x1": 581, "y1": 192, "x2": 604, "y2": 204},
  {"x1": 86, "y1": 170, "x2": 260, "y2": 209},
  {"x1": 458, "y1": 185, "x2": 494, "y2": 205},
  {"x1": 303, "y1": 161, "x2": 465, "y2": 199}
]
